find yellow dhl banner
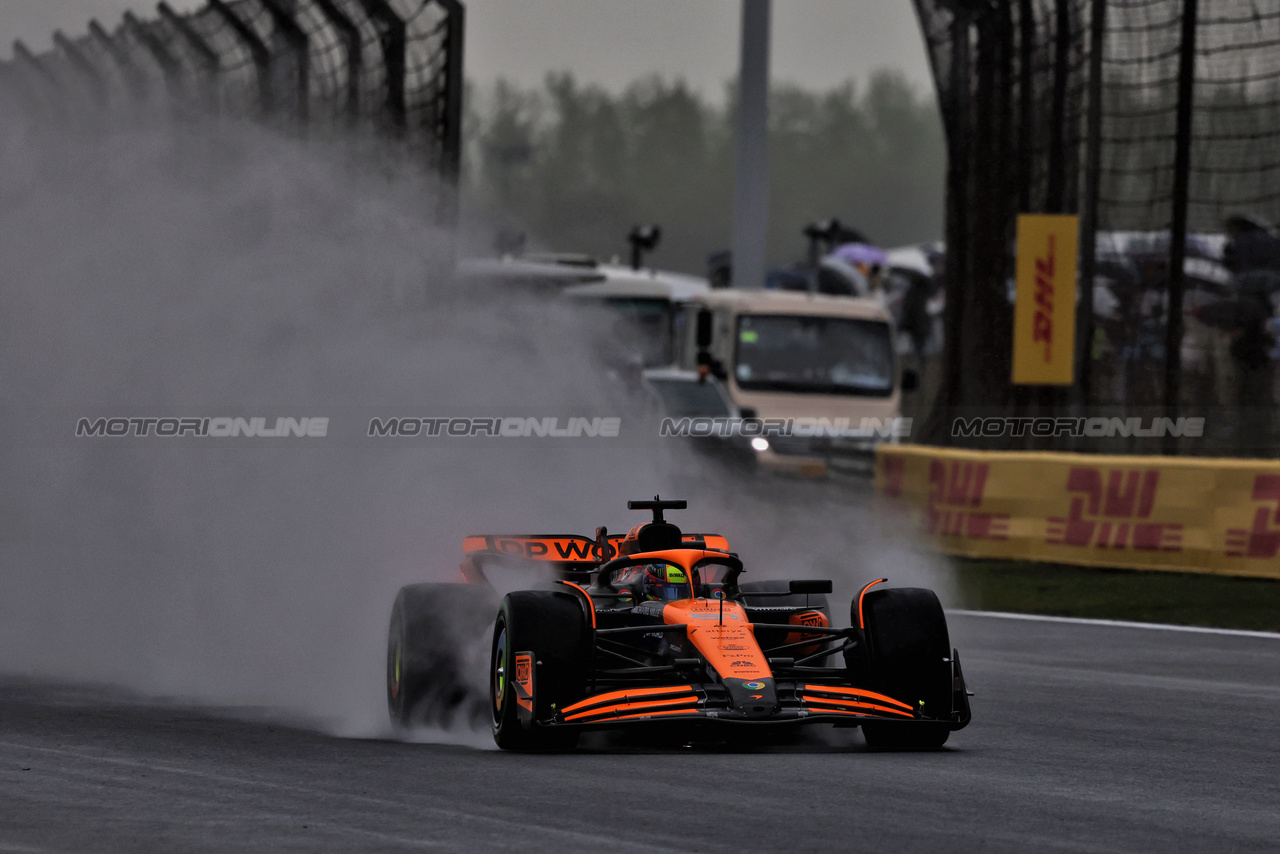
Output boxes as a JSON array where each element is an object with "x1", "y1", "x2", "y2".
[
  {"x1": 1013, "y1": 214, "x2": 1078, "y2": 385},
  {"x1": 876, "y1": 445, "x2": 1280, "y2": 579}
]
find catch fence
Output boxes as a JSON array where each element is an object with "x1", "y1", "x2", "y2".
[
  {"x1": 914, "y1": 0, "x2": 1280, "y2": 457},
  {"x1": 0, "y1": 0, "x2": 464, "y2": 206}
]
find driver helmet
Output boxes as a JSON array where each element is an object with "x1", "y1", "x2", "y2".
[{"x1": 642, "y1": 563, "x2": 691, "y2": 601}]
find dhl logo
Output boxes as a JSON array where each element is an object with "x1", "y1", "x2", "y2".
[
  {"x1": 1046, "y1": 467, "x2": 1181, "y2": 551},
  {"x1": 1013, "y1": 214, "x2": 1076, "y2": 384},
  {"x1": 1225, "y1": 475, "x2": 1280, "y2": 558},
  {"x1": 1033, "y1": 235, "x2": 1056, "y2": 361},
  {"x1": 926, "y1": 460, "x2": 1008, "y2": 540}
]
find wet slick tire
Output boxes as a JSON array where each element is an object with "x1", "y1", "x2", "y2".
[
  {"x1": 387, "y1": 583, "x2": 495, "y2": 729},
  {"x1": 490, "y1": 590, "x2": 590, "y2": 752},
  {"x1": 859, "y1": 587, "x2": 952, "y2": 750}
]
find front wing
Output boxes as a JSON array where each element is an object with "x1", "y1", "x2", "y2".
[{"x1": 543, "y1": 659, "x2": 973, "y2": 731}]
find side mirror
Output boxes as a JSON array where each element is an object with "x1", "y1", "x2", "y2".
[
  {"x1": 901, "y1": 368, "x2": 919, "y2": 393},
  {"x1": 594, "y1": 526, "x2": 614, "y2": 561},
  {"x1": 695, "y1": 308, "x2": 713, "y2": 349},
  {"x1": 789, "y1": 579, "x2": 833, "y2": 595}
]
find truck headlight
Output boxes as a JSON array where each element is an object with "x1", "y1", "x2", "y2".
[{"x1": 750, "y1": 437, "x2": 770, "y2": 453}]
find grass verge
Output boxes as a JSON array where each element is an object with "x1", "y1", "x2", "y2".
[{"x1": 951, "y1": 557, "x2": 1280, "y2": 633}]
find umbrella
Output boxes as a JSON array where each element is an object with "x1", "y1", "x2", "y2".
[
  {"x1": 831, "y1": 242, "x2": 888, "y2": 269},
  {"x1": 1225, "y1": 213, "x2": 1275, "y2": 235},
  {"x1": 1193, "y1": 296, "x2": 1269, "y2": 332},
  {"x1": 885, "y1": 245, "x2": 934, "y2": 278}
]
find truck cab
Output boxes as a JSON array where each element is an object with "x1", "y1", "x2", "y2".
[
  {"x1": 675, "y1": 289, "x2": 914, "y2": 477},
  {"x1": 457, "y1": 253, "x2": 710, "y2": 368}
]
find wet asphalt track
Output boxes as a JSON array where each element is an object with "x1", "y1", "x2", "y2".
[{"x1": 3, "y1": 612, "x2": 1279, "y2": 853}]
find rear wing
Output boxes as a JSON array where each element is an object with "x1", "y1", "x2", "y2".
[
  {"x1": 462, "y1": 534, "x2": 614, "y2": 565},
  {"x1": 460, "y1": 533, "x2": 730, "y2": 584}
]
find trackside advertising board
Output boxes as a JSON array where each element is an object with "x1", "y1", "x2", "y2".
[
  {"x1": 876, "y1": 445, "x2": 1280, "y2": 580},
  {"x1": 1013, "y1": 214, "x2": 1078, "y2": 385}
]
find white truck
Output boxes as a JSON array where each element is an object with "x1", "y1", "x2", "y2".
[
  {"x1": 456, "y1": 253, "x2": 710, "y2": 369},
  {"x1": 668, "y1": 289, "x2": 916, "y2": 477},
  {"x1": 458, "y1": 249, "x2": 915, "y2": 477}
]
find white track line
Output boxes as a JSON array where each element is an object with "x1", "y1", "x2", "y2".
[{"x1": 949, "y1": 609, "x2": 1280, "y2": 640}]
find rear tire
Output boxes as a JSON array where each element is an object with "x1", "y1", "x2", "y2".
[
  {"x1": 490, "y1": 590, "x2": 590, "y2": 752},
  {"x1": 387, "y1": 583, "x2": 496, "y2": 729},
  {"x1": 858, "y1": 587, "x2": 953, "y2": 750}
]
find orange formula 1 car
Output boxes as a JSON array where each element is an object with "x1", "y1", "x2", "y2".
[{"x1": 386, "y1": 497, "x2": 971, "y2": 751}]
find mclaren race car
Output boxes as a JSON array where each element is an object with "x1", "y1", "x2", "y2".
[{"x1": 387, "y1": 497, "x2": 971, "y2": 751}]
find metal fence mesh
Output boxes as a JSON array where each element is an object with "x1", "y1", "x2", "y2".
[
  {"x1": 399, "y1": 0, "x2": 451, "y2": 170},
  {"x1": 1, "y1": 0, "x2": 464, "y2": 180},
  {"x1": 914, "y1": 0, "x2": 1280, "y2": 455},
  {"x1": 1187, "y1": 1, "x2": 1280, "y2": 226}
]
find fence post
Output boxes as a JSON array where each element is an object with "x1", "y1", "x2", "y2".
[
  {"x1": 1045, "y1": 0, "x2": 1072, "y2": 212},
  {"x1": 258, "y1": 0, "x2": 310, "y2": 125},
  {"x1": 931, "y1": 7, "x2": 972, "y2": 444},
  {"x1": 1017, "y1": 0, "x2": 1033, "y2": 212},
  {"x1": 1076, "y1": 0, "x2": 1107, "y2": 410},
  {"x1": 357, "y1": 0, "x2": 407, "y2": 133},
  {"x1": 1164, "y1": 0, "x2": 1198, "y2": 455},
  {"x1": 10, "y1": 40, "x2": 67, "y2": 120},
  {"x1": 89, "y1": 20, "x2": 148, "y2": 101},
  {"x1": 12, "y1": 41, "x2": 61, "y2": 92},
  {"x1": 309, "y1": 0, "x2": 361, "y2": 122},
  {"x1": 439, "y1": 0, "x2": 465, "y2": 185},
  {"x1": 206, "y1": 0, "x2": 273, "y2": 113},
  {"x1": 434, "y1": 0, "x2": 465, "y2": 231},
  {"x1": 123, "y1": 10, "x2": 182, "y2": 95},
  {"x1": 0, "y1": 62, "x2": 17, "y2": 112},
  {"x1": 52, "y1": 31, "x2": 109, "y2": 106},
  {"x1": 156, "y1": 2, "x2": 222, "y2": 109},
  {"x1": 0, "y1": 59, "x2": 44, "y2": 116}
]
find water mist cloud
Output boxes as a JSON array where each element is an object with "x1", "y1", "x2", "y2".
[{"x1": 0, "y1": 112, "x2": 948, "y2": 738}]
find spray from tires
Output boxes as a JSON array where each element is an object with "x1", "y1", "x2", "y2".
[{"x1": 0, "y1": 112, "x2": 953, "y2": 740}]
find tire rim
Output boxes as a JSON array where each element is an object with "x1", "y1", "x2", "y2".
[
  {"x1": 492, "y1": 625, "x2": 508, "y2": 721},
  {"x1": 388, "y1": 615, "x2": 403, "y2": 705},
  {"x1": 391, "y1": 639, "x2": 402, "y2": 700}
]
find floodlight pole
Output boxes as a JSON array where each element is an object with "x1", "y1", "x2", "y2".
[{"x1": 732, "y1": 0, "x2": 770, "y2": 290}]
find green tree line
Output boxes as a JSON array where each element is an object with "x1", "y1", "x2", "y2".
[{"x1": 462, "y1": 71, "x2": 946, "y2": 275}]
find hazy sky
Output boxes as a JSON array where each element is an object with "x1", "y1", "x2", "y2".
[{"x1": 0, "y1": 1, "x2": 934, "y2": 99}]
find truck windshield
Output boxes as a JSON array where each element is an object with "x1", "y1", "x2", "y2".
[{"x1": 733, "y1": 314, "x2": 894, "y2": 396}]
